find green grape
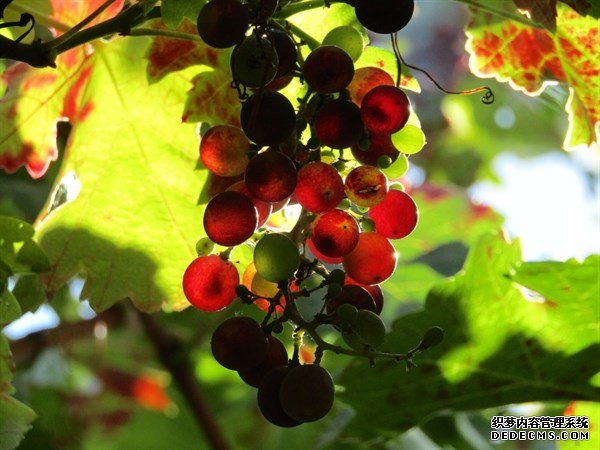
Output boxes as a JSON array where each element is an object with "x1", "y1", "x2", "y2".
[
  {"x1": 323, "y1": 26, "x2": 364, "y2": 62},
  {"x1": 328, "y1": 269, "x2": 346, "y2": 286},
  {"x1": 231, "y1": 35, "x2": 279, "y2": 88},
  {"x1": 418, "y1": 326, "x2": 445, "y2": 350},
  {"x1": 342, "y1": 330, "x2": 364, "y2": 350},
  {"x1": 195, "y1": 237, "x2": 215, "y2": 256},
  {"x1": 338, "y1": 198, "x2": 352, "y2": 210},
  {"x1": 326, "y1": 283, "x2": 343, "y2": 298},
  {"x1": 391, "y1": 125, "x2": 426, "y2": 155},
  {"x1": 336, "y1": 303, "x2": 358, "y2": 325},
  {"x1": 389, "y1": 181, "x2": 405, "y2": 191},
  {"x1": 377, "y1": 155, "x2": 392, "y2": 169},
  {"x1": 351, "y1": 309, "x2": 386, "y2": 348},
  {"x1": 361, "y1": 218, "x2": 375, "y2": 232},
  {"x1": 382, "y1": 153, "x2": 409, "y2": 179},
  {"x1": 254, "y1": 233, "x2": 300, "y2": 282}
]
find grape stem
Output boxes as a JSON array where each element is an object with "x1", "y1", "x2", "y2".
[
  {"x1": 281, "y1": 286, "x2": 412, "y2": 364},
  {"x1": 284, "y1": 20, "x2": 319, "y2": 50}
]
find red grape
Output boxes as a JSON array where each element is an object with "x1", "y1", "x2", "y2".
[
  {"x1": 227, "y1": 180, "x2": 272, "y2": 227},
  {"x1": 344, "y1": 165, "x2": 388, "y2": 207},
  {"x1": 310, "y1": 209, "x2": 359, "y2": 258},
  {"x1": 270, "y1": 28, "x2": 297, "y2": 78},
  {"x1": 315, "y1": 99, "x2": 364, "y2": 149},
  {"x1": 345, "y1": 275, "x2": 384, "y2": 315},
  {"x1": 307, "y1": 238, "x2": 343, "y2": 264},
  {"x1": 348, "y1": 67, "x2": 394, "y2": 106},
  {"x1": 351, "y1": 133, "x2": 399, "y2": 166},
  {"x1": 241, "y1": 92, "x2": 296, "y2": 146},
  {"x1": 295, "y1": 162, "x2": 344, "y2": 213},
  {"x1": 197, "y1": 0, "x2": 249, "y2": 49},
  {"x1": 302, "y1": 45, "x2": 354, "y2": 94},
  {"x1": 343, "y1": 232, "x2": 397, "y2": 284},
  {"x1": 361, "y1": 85, "x2": 410, "y2": 135},
  {"x1": 369, "y1": 190, "x2": 418, "y2": 239},
  {"x1": 354, "y1": 0, "x2": 415, "y2": 34},
  {"x1": 204, "y1": 191, "x2": 258, "y2": 246},
  {"x1": 245, "y1": 151, "x2": 297, "y2": 203},
  {"x1": 200, "y1": 125, "x2": 250, "y2": 177},
  {"x1": 183, "y1": 255, "x2": 239, "y2": 312}
]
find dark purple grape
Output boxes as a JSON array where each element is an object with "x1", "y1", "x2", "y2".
[
  {"x1": 239, "y1": 336, "x2": 288, "y2": 387},
  {"x1": 211, "y1": 317, "x2": 268, "y2": 371},
  {"x1": 204, "y1": 191, "x2": 258, "y2": 246},
  {"x1": 241, "y1": 92, "x2": 296, "y2": 146},
  {"x1": 315, "y1": 99, "x2": 363, "y2": 149},
  {"x1": 257, "y1": 367, "x2": 302, "y2": 427},
  {"x1": 326, "y1": 285, "x2": 376, "y2": 314},
  {"x1": 197, "y1": 0, "x2": 249, "y2": 49},
  {"x1": 302, "y1": 45, "x2": 354, "y2": 94},
  {"x1": 245, "y1": 151, "x2": 298, "y2": 203},
  {"x1": 270, "y1": 28, "x2": 297, "y2": 78},
  {"x1": 354, "y1": 0, "x2": 415, "y2": 34},
  {"x1": 280, "y1": 364, "x2": 335, "y2": 422},
  {"x1": 351, "y1": 133, "x2": 399, "y2": 166}
]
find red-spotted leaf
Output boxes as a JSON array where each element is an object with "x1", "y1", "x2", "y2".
[
  {"x1": 466, "y1": 2, "x2": 599, "y2": 151},
  {"x1": 182, "y1": 51, "x2": 241, "y2": 126},
  {"x1": 146, "y1": 19, "x2": 220, "y2": 83},
  {"x1": 513, "y1": 0, "x2": 559, "y2": 31},
  {"x1": 0, "y1": 0, "x2": 124, "y2": 178},
  {"x1": 49, "y1": 0, "x2": 124, "y2": 29}
]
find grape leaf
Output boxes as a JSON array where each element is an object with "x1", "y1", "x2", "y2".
[
  {"x1": 510, "y1": 255, "x2": 599, "y2": 304},
  {"x1": 465, "y1": 2, "x2": 599, "y2": 151},
  {"x1": 0, "y1": 216, "x2": 50, "y2": 273},
  {"x1": 35, "y1": 37, "x2": 205, "y2": 313},
  {"x1": 338, "y1": 231, "x2": 600, "y2": 437},
  {"x1": 146, "y1": 19, "x2": 220, "y2": 83},
  {"x1": 0, "y1": 0, "x2": 124, "y2": 178},
  {"x1": 0, "y1": 290, "x2": 21, "y2": 326},
  {"x1": 513, "y1": 0, "x2": 560, "y2": 31},
  {"x1": 0, "y1": 335, "x2": 35, "y2": 450},
  {"x1": 161, "y1": 0, "x2": 205, "y2": 28}
]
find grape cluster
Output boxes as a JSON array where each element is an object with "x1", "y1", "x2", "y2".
[{"x1": 183, "y1": 0, "x2": 442, "y2": 427}]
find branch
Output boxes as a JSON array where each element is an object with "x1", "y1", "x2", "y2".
[
  {"x1": 0, "y1": 4, "x2": 160, "y2": 68},
  {"x1": 9, "y1": 304, "x2": 126, "y2": 365},
  {"x1": 135, "y1": 310, "x2": 232, "y2": 450}
]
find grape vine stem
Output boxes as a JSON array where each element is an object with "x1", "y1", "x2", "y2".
[{"x1": 135, "y1": 309, "x2": 232, "y2": 450}]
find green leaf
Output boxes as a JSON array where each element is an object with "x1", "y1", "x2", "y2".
[
  {"x1": 339, "y1": 231, "x2": 600, "y2": 437},
  {"x1": 12, "y1": 274, "x2": 46, "y2": 314},
  {"x1": 161, "y1": 0, "x2": 205, "y2": 28},
  {"x1": 355, "y1": 46, "x2": 421, "y2": 93},
  {"x1": 510, "y1": 255, "x2": 600, "y2": 304},
  {"x1": 0, "y1": 216, "x2": 50, "y2": 274},
  {"x1": 0, "y1": 290, "x2": 21, "y2": 327},
  {"x1": 35, "y1": 38, "x2": 206, "y2": 313},
  {"x1": 0, "y1": 335, "x2": 13, "y2": 391},
  {"x1": 50, "y1": 284, "x2": 80, "y2": 323},
  {"x1": 0, "y1": 393, "x2": 37, "y2": 450}
]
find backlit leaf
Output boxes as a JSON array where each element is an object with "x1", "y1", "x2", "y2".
[{"x1": 465, "y1": 1, "x2": 599, "y2": 151}]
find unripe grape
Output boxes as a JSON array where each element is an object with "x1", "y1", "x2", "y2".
[
  {"x1": 195, "y1": 237, "x2": 215, "y2": 256},
  {"x1": 418, "y1": 326, "x2": 445, "y2": 350},
  {"x1": 254, "y1": 233, "x2": 300, "y2": 282},
  {"x1": 323, "y1": 26, "x2": 364, "y2": 62},
  {"x1": 350, "y1": 309, "x2": 386, "y2": 348}
]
